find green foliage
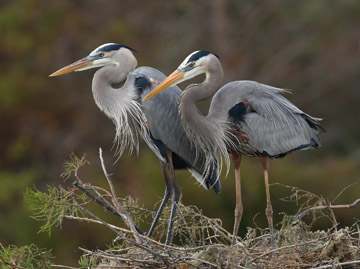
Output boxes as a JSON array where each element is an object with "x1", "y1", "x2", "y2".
[
  {"x1": 0, "y1": 244, "x2": 54, "y2": 268},
  {"x1": 78, "y1": 254, "x2": 97, "y2": 268},
  {"x1": 24, "y1": 185, "x2": 87, "y2": 236},
  {"x1": 62, "y1": 152, "x2": 89, "y2": 179}
]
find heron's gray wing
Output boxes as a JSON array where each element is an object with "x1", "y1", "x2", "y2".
[
  {"x1": 131, "y1": 67, "x2": 221, "y2": 193},
  {"x1": 213, "y1": 81, "x2": 324, "y2": 158}
]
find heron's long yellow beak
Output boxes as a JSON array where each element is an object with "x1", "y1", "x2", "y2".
[
  {"x1": 49, "y1": 57, "x2": 93, "y2": 77},
  {"x1": 143, "y1": 69, "x2": 184, "y2": 101}
]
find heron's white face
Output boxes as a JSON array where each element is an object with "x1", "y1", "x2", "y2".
[
  {"x1": 176, "y1": 51, "x2": 209, "y2": 83},
  {"x1": 76, "y1": 44, "x2": 120, "y2": 71},
  {"x1": 142, "y1": 51, "x2": 214, "y2": 101},
  {"x1": 49, "y1": 43, "x2": 126, "y2": 77}
]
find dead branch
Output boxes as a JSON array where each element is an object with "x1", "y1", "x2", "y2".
[
  {"x1": 316, "y1": 260, "x2": 360, "y2": 268},
  {"x1": 72, "y1": 180, "x2": 142, "y2": 235},
  {"x1": 296, "y1": 198, "x2": 360, "y2": 221},
  {"x1": 249, "y1": 236, "x2": 328, "y2": 263},
  {"x1": 98, "y1": 148, "x2": 142, "y2": 243},
  {"x1": 73, "y1": 201, "x2": 171, "y2": 266}
]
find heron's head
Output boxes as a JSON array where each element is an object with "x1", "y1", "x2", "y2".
[
  {"x1": 143, "y1": 50, "x2": 219, "y2": 101},
  {"x1": 49, "y1": 43, "x2": 137, "y2": 77}
]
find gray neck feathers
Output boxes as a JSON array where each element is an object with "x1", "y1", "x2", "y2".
[
  {"x1": 91, "y1": 52, "x2": 145, "y2": 157},
  {"x1": 179, "y1": 57, "x2": 230, "y2": 174}
]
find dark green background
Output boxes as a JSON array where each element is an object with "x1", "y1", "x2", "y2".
[{"x1": 1, "y1": 0, "x2": 359, "y2": 265}]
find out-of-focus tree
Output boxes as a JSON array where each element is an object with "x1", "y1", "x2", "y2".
[{"x1": 1, "y1": 0, "x2": 360, "y2": 265}]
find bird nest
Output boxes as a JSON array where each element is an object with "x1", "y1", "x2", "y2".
[
  {"x1": 75, "y1": 203, "x2": 360, "y2": 268},
  {"x1": 26, "y1": 151, "x2": 360, "y2": 268}
]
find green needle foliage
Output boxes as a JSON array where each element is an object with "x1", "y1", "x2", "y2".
[
  {"x1": 78, "y1": 255, "x2": 97, "y2": 268},
  {"x1": 0, "y1": 244, "x2": 54, "y2": 268},
  {"x1": 24, "y1": 185, "x2": 87, "y2": 236}
]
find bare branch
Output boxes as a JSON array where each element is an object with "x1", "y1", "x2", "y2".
[
  {"x1": 73, "y1": 201, "x2": 170, "y2": 265},
  {"x1": 316, "y1": 260, "x2": 360, "y2": 268},
  {"x1": 296, "y1": 198, "x2": 360, "y2": 221},
  {"x1": 98, "y1": 148, "x2": 142, "y2": 243}
]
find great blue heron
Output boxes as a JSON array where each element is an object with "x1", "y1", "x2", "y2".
[
  {"x1": 143, "y1": 50, "x2": 326, "y2": 246},
  {"x1": 49, "y1": 44, "x2": 221, "y2": 244}
]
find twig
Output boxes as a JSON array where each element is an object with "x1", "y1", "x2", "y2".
[
  {"x1": 80, "y1": 247, "x2": 162, "y2": 266},
  {"x1": 73, "y1": 181, "x2": 124, "y2": 219},
  {"x1": 73, "y1": 201, "x2": 171, "y2": 266},
  {"x1": 296, "y1": 198, "x2": 360, "y2": 221},
  {"x1": 200, "y1": 209, "x2": 205, "y2": 246},
  {"x1": 68, "y1": 211, "x2": 226, "y2": 253},
  {"x1": 316, "y1": 260, "x2": 360, "y2": 268},
  {"x1": 177, "y1": 205, "x2": 195, "y2": 247},
  {"x1": 249, "y1": 236, "x2": 328, "y2": 262},
  {"x1": 73, "y1": 177, "x2": 143, "y2": 235},
  {"x1": 181, "y1": 256, "x2": 218, "y2": 268},
  {"x1": 51, "y1": 265, "x2": 79, "y2": 269},
  {"x1": 98, "y1": 148, "x2": 142, "y2": 243},
  {"x1": 64, "y1": 215, "x2": 129, "y2": 234},
  {"x1": 331, "y1": 183, "x2": 357, "y2": 203},
  {"x1": 98, "y1": 249, "x2": 123, "y2": 266}
]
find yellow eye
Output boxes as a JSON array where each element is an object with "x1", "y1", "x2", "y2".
[
  {"x1": 189, "y1": 62, "x2": 195, "y2": 67},
  {"x1": 99, "y1": 53, "x2": 105, "y2": 57}
]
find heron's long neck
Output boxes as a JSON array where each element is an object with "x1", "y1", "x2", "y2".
[
  {"x1": 179, "y1": 62, "x2": 224, "y2": 131},
  {"x1": 92, "y1": 60, "x2": 136, "y2": 117},
  {"x1": 179, "y1": 61, "x2": 229, "y2": 174},
  {"x1": 179, "y1": 61, "x2": 226, "y2": 151},
  {"x1": 91, "y1": 57, "x2": 144, "y2": 157}
]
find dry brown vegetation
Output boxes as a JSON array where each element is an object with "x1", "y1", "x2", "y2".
[{"x1": 41, "y1": 152, "x2": 360, "y2": 268}]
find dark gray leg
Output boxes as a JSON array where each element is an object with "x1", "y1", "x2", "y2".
[
  {"x1": 165, "y1": 150, "x2": 180, "y2": 245},
  {"x1": 147, "y1": 160, "x2": 172, "y2": 238}
]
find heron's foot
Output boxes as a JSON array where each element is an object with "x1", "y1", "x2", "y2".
[
  {"x1": 265, "y1": 206, "x2": 275, "y2": 248},
  {"x1": 231, "y1": 206, "x2": 243, "y2": 245}
]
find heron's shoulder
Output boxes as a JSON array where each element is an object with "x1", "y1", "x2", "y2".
[
  {"x1": 133, "y1": 66, "x2": 167, "y2": 81},
  {"x1": 222, "y1": 80, "x2": 285, "y2": 93}
]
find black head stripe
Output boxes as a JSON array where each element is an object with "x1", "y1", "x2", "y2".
[
  {"x1": 187, "y1": 50, "x2": 219, "y2": 64},
  {"x1": 96, "y1": 44, "x2": 137, "y2": 53}
]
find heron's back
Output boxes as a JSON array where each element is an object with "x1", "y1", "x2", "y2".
[
  {"x1": 210, "y1": 80, "x2": 325, "y2": 158},
  {"x1": 132, "y1": 67, "x2": 222, "y2": 193}
]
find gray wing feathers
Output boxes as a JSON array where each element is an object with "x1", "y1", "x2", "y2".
[{"x1": 213, "y1": 80, "x2": 324, "y2": 157}]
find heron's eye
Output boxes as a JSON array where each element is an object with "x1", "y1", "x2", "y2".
[
  {"x1": 189, "y1": 62, "x2": 195, "y2": 67},
  {"x1": 99, "y1": 53, "x2": 105, "y2": 57}
]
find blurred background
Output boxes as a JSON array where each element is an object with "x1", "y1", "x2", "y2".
[{"x1": 1, "y1": 0, "x2": 360, "y2": 265}]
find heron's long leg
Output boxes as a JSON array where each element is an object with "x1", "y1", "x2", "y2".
[
  {"x1": 260, "y1": 154, "x2": 274, "y2": 248},
  {"x1": 231, "y1": 152, "x2": 243, "y2": 245},
  {"x1": 165, "y1": 150, "x2": 180, "y2": 245},
  {"x1": 147, "y1": 160, "x2": 172, "y2": 238}
]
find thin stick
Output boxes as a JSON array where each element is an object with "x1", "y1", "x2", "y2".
[
  {"x1": 74, "y1": 201, "x2": 170, "y2": 265},
  {"x1": 249, "y1": 236, "x2": 328, "y2": 262},
  {"x1": 99, "y1": 148, "x2": 121, "y2": 209},
  {"x1": 296, "y1": 198, "x2": 360, "y2": 221},
  {"x1": 73, "y1": 181, "x2": 123, "y2": 218},
  {"x1": 73, "y1": 180, "x2": 143, "y2": 234},
  {"x1": 64, "y1": 215, "x2": 128, "y2": 233},
  {"x1": 316, "y1": 260, "x2": 360, "y2": 268},
  {"x1": 79, "y1": 247, "x2": 162, "y2": 266},
  {"x1": 51, "y1": 265, "x2": 79, "y2": 269},
  {"x1": 331, "y1": 183, "x2": 357, "y2": 203},
  {"x1": 66, "y1": 214, "x2": 218, "y2": 253},
  {"x1": 98, "y1": 148, "x2": 141, "y2": 243},
  {"x1": 177, "y1": 205, "x2": 195, "y2": 247},
  {"x1": 181, "y1": 256, "x2": 219, "y2": 268},
  {"x1": 200, "y1": 209, "x2": 205, "y2": 246}
]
